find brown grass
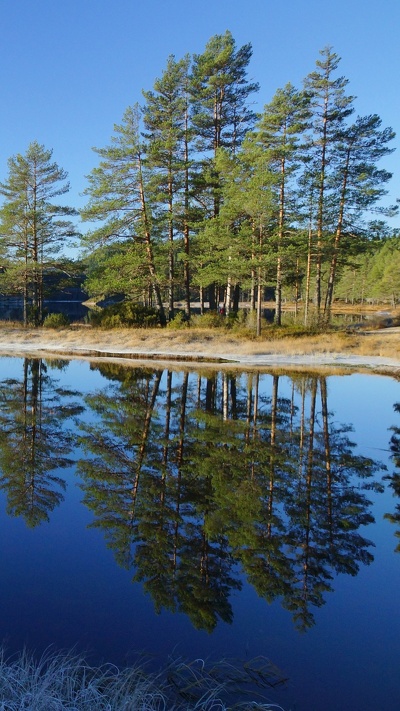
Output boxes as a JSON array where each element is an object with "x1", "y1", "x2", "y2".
[{"x1": 0, "y1": 322, "x2": 399, "y2": 365}]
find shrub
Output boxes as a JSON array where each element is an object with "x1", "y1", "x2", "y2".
[
  {"x1": 227, "y1": 309, "x2": 261, "y2": 337},
  {"x1": 191, "y1": 311, "x2": 226, "y2": 329},
  {"x1": 43, "y1": 313, "x2": 71, "y2": 329},
  {"x1": 88, "y1": 301, "x2": 160, "y2": 328},
  {"x1": 167, "y1": 311, "x2": 189, "y2": 329}
]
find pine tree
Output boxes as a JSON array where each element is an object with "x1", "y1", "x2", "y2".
[
  {"x1": 190, "y1": 31, "x2": 259, "y2": 309},
  {"x1": 143, "y1": 55, "x2": 192, "y2": 320},
  {"x1": 0, "y1": 141, "x2": 76, "y2": 325},
  {"x1": 81, "y1": 105, "x2": 167, "y2": 325},
  {"x1": 204, "y1": 142, "x2": 277, "y2": 334},
  {"x1": 251, "y1": 84, "x2": 310, "y2": 324},
  {"x1": 323, "y1": 114, "x2": 396, "y2": 319},
  {"x1": 303, "y1": 47, "x2": 355, "y2": 318}
]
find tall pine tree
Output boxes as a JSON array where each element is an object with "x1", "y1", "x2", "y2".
[
  {"x1": 81, "y1": 105, "x2": 167, "y2": 325},
  {"x1": 143, "y1": 54, "x2": 192, "y2": 320},
  {"x1": 251, "y1": 84, "x2": 310, "y2": 324},
  {"x1": 190, "y1": 31, "x2": 259, "y2": 309},
  {"x1": 303, "y1": 47, "x2": 354, "y2": 318},
  {"x1": 0, "y1": 141, "x2": 76, "y2": 325}
]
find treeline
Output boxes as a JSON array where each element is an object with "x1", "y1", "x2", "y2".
[
  {"x1": 0, "y1": 31, "x2": 398, "y2": 327},
  {"x1": 335, "y1": 235, "x2": 400, "y2": 305}
]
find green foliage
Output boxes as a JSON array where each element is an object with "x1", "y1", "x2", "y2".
[
  {"x1": 191, "y1": 311, "x2": 226, "y2": 328},
  {"x1": 84, "y1": 240, "x2": 154, "y2": 301},
  {"x1": 0, "y1": 36, "x2": 392, "y2": 320},
  {"x1": 0, "y1": 141, "x2": 77, "y2": 325},
  {"x1": 335, "y1": 235, "x2": 400, "y2": 304},
  {"x1": 80, "y1": 105, "x2": 167, "y2": 324},
  {"x1": 88, "y1": 301, "x2": 160, "y2": 328},
  {"x1": 43, "y1": 312, "x2": 71, "y2": 329},
  {"x1": 228, "y1": 309, "x2": 260, "y2": 337},
  {"x1": 190, "y1": 30, "x2": 259, "y2": 153},
  {"x1": 166, "y1": 310, "x2": 189, "y2": 329}
]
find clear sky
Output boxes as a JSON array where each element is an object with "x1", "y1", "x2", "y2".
[{"x1": 1, "y1": 0, "x2": 399, "y2": 248}]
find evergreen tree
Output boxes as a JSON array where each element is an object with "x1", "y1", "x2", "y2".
[
  {"x1": 143, "y1": 55, "x2": 192, "y2": 320},
  {"x1": 81, "y1": 105, "x2": 167, "y2": 325},
  {"x1": 191, "y1": 31, "x2": 258, "y2": 157},
  {"x1": 323, "y1": 114, "x2": 396, "y2": 318},
  {"x1": 368, "y1": 236, "x2": 400, "y2": 304},
  {"x1": 303, "y1": 47, "x2": 354, "y2": 318},
  {"x1": 190, "y1": 31, "x2": 259, "y2": 309},
  {"x1": 250, "y1": 84, "x2": 310, "y2": 324},
  {"x1": 0, "y1": 141, "x2": 77, "y2": 325}
]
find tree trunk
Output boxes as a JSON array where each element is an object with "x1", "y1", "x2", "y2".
[
  {"x1": 137, "y1": 152, "x2": 167, "y2": 326},
  {"x1": 168, "y1": 175, "x2": 174, "y2": 322},
  {"x1": 199, "y1": 286, "x2": 205, "y2": 315},
  {"x1": 315, "y1": 95, "x2": 329, "y2": 320},
  {"x1": 225, "y1": 277, "x2": 232, "y2": 316},
  {"x1": 323, "y1": 147, "x2": 350, "y2": 323},
  {"x1": 232, "y1": 284, "x2": 240, "y2": 313},
  {"x1": 183, "y1": 99, "x2": 191, "y2": 320},
  {"x1": 275, "y1": 153, "x2": 286, "y2": 326},
  {"x1": 304, "y1": 221, "x2": 313, "y2": 326},
  {"x1": 256, "y1": 266, "x2": 262, "y2": 337}
]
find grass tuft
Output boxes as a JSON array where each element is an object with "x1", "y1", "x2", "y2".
[{"x1": 0, "y1": 648, "x2": 287, "y2": 710}]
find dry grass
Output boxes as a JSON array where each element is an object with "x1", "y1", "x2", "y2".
[
  {"x1": 0, "y1": 648, "x2": 286, "y2": 710},
  {"x1": 0, "y1": 322, "x2": 399, "y2": 368}
]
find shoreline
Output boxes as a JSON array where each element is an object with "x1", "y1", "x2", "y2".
[{"x1": 0, "y1": 325, "x2": 400, "y2": 374}]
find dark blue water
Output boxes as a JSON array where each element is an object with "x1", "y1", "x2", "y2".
[{"x1": 0, "y1": 356, "x2": 399, "y2": 710}]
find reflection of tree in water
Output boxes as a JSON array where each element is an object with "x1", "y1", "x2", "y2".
[
  {"x1": 0, "y1": 358, "x2": 84, "y2": 527},
  {"x1": 78, "y1": 367, "x2": 163, "y2": 568},
  {"x1": 77, "y1": 365, "x2": 384, "y2": 632},
  {"x1": 190, "y1": 372, "x2": 382, "y2": 630},
  {"x1": 78, "y1": 366, "x2": 240, "y2": 632},
  {"x1": 385, "y1": 402, "x2": 400, "y2": 551},
  {"x1": 280, "y1": 376, "x2": 382, "y2": 629}
]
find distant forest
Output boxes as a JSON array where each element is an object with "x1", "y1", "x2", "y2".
[{"x1": 0, "y1": 31, "x2": 398, "y2": 327}]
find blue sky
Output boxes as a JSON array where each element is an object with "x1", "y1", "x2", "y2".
[{"x1": 1, "y1": 0, "x2": 399, "y2": 249}]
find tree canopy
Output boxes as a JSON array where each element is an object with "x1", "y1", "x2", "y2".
[{"x1": 0, "y1": 36, "x2": 398, "y2": 326}]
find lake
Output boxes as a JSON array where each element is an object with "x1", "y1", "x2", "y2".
[{"x1": 0, "y1": 355, "x2": 399, "y2": 710}]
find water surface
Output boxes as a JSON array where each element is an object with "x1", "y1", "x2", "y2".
[{"x1": 0, "y1": 356, "x2": 399, "y2": 710}]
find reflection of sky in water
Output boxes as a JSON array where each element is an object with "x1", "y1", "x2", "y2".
[
  {"x1": 326, "y1": 373, "x2": 396, "y2": 452},
  {"x1": 54, "y1": 358, "x2": 111, "y2": 392},
  {"x1": 0, "y1": 358, "x2": 399, "y2": 711}
]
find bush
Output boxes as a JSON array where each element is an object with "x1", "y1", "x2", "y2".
[
  {"x1": 88, "y1": 301, "x2": 160, "y2": 328},
  {"x1": 43, "y1": 313, "x2": 71, "y2": 329},
  {"x1": 191, "y1": 311, "x2": 226, "y2": 328},
  {"x1": 167, "y1": 311, "x2": 189, "y2": 329},
  {"x1": 229, "y1": 309, "x2": 258, "y2": 337}
]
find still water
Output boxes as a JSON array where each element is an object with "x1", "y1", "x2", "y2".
[{"x1": 0, "y1": 356, "x2": 399, "y2": 710}]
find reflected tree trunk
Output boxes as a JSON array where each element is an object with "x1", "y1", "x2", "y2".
[
  {"x1": 320, "y1": 377, "x2": 333, "y2": 542},
  {"x1": 173, "y1": 372, "x2": 188, "y2": 572},
  {"x1": 130, "y1": 372, "x2": 162, "y2": 518},
  {"x1": 205, "y1": 375, "x2": 216, "y2": 414},
  {"x1": 268, "y1": 375, "x2": 279, "y2": 535}
]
